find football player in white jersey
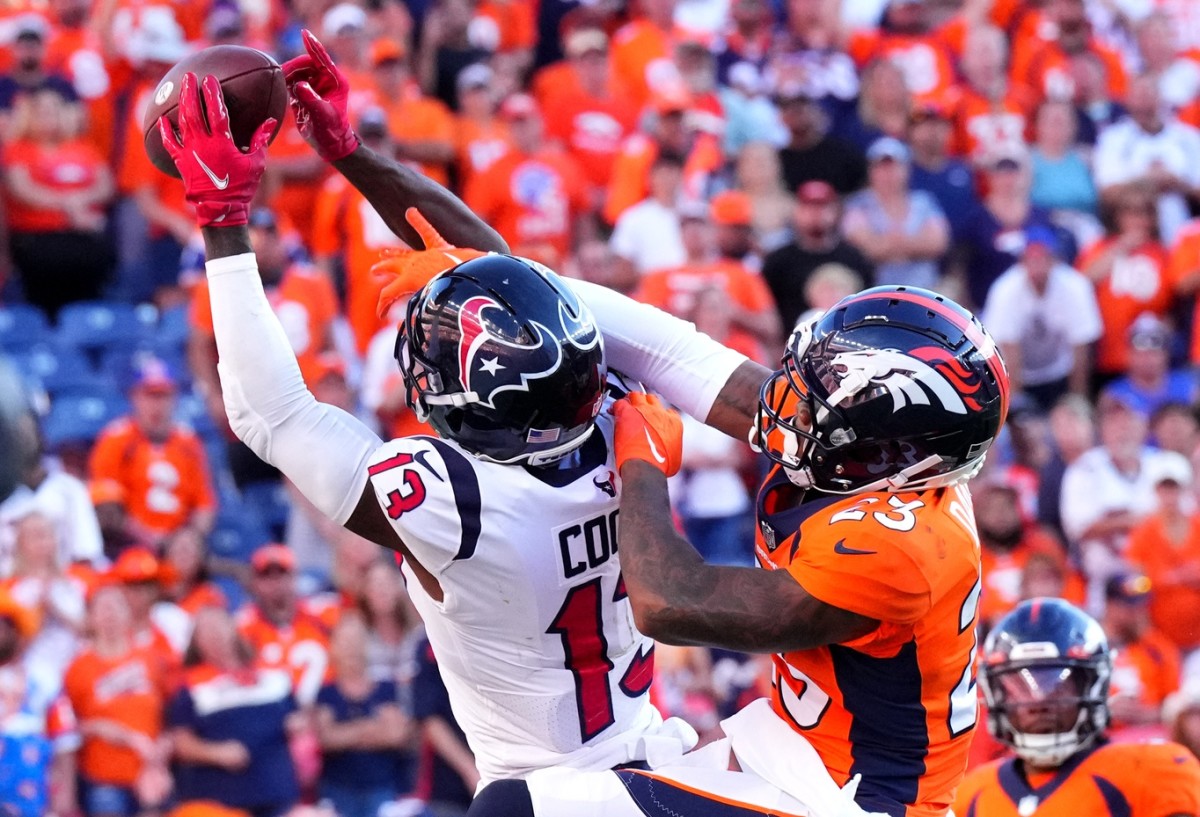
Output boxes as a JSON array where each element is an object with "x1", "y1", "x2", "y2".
[{"x1": 158, "y1": 71, "x2": 705, "y2": 789}]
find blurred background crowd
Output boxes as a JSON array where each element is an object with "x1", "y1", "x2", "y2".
[{"x1": 2, "y1": 0, "x2": 1200, "y2": 813}]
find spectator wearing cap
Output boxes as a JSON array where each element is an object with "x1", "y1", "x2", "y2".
[
  {"x1": 959, "y1": 147, "x2": 1073, "y2": 310},
  {"x1": 835, "y1": 59, "x2": 910, "y2": 153},
  {"x1": 1077, "y1": 184, "x2": 1174, "y2": 383},
  {"x1": 321, "y1": 3, "x2": 372, "y2": 79},
  {"x1": 453, "y1": 63, "x2": 512, "y2": 186},
  {"x1": 981, "y1": 225, "x2": 1102, "y2": 408},
  {"x1": 608, "y1": 151, "x2": 688, "y2": 278},
  {"x1": 464, "y1": 92, "x2": 591, "y2": 268},
  {"x1": 635, "y1": 194, "x2": 778, "y2": 361},
  {"x1": 732, "y1": 141, "x2": 795, "y2": 254},
  {"x1": 88, "y1": 358, "x2": 216, "y2": 549},
  {"x1": 1165, "y1": 682, "x2": 1200, "y2": 762},
  {"x1": 170, "y1": 606, "x2": 303, "y2": 817},
  {"x1": 111, "y1": 547, "x2": 190, "y2": 676},
  {"x1": 842, "y1": 136, "x2": 948, "y2": 290},
  {"x1": 316, "y1": 614, "x2": 415, "y2": 817},
  {"x1": 1029, "y1": 99, "x2": 1099, "y2": 220},
  {"x1": 1127, "y1": 456, "x2": 1200, "y2": 657},
  {"x1": 1094, "y1": 74, "x2": 1200, "y2": 246},
  {"x1": 948, "y1": 25, "x2": 1032, "y2": 167},
  {"x1": 416, "y1": 0, "x2": 493, "y2": 111},
  {"x1": 718, "y1": 62, "x2": 786, "y2": 157},
  {"x1": 907, "y1": 102, "x2": 978, "y2": 242},
  {"x1": 0, "y1": 15, "x2": 77, "y2": 118},
  {"x1": 312, "y1": 107, "x2": 408, "y2": 354},
  {"x1": 775, "y1": 80, "x2": 866, "y2": 196},
  {"x1": 0, "y1": 409, "x2": 104, "y2": 574},
  {"x1": 537, "y1": 29, "x2": 638, "y2": 198},
  {"x1": 366, "y1": 38, "x2": 457, "y2": 188},
  {"x1": 191, "y1": 207, "x2": 338, "y2": 484},
  {"x1": 1060, "y1": 392, "x2": 1191, "y2": 612},
  {"x1": 3, "y1": 84, "x2": 114, "y2": 318},
  {"x1": 64, "y1": 583, "x2": 171, "y2": 817},
  {"x1": 761, "y1": 179, "x2": 873, "y2": 331},
  {"x1": 1103, "y1": 572, "x2": 1182, "y2": 734},
  {"x1": 238, "y1": 544, "x2": 337, "y2": 707},
  {"x1": 603, "y1": 85, "x2": 723, "y2": 225},
  {"x1": 0, "y1": 586, "x2": 77, "y2": 817},
  {"x1": 1104, "y1": 314, "x2": 1197, "y2": 419}
]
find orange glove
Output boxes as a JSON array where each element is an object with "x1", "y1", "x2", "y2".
[
  {"x1": 612, "y1": 393, "x2": 684, "y2": 477},
  {"x1": 373, "y1": 207, "x2": 487, "y2": 318}
]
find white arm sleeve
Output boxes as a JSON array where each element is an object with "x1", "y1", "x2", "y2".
[
  {"x1": 205, "y1": 253, "x2": 382, "y2": 525},
  {"x1": 566, "y1": 279, "x2": 750, "y2": 422}
]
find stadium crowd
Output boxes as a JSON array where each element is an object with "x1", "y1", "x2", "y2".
[{"x1": 2, "y1": 0, "x2": 1200, "y2": 813}]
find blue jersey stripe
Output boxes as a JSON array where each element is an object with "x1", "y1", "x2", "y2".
[{"x1": 423, "y1": 438, "x2": 483, "y2": 561}]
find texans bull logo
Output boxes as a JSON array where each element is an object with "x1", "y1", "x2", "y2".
[{"x1": 456, "y1": 295, "x2": 600, "y2": 409}]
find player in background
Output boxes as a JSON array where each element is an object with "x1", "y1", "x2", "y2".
[
  {"x1": 954, "y1": 598, "x2": 1200, "y2": 816},
  {"x1": 267, "y1": 31, "x2": 1007, "y2": 817},
  {"x1": 157, "y1": 67, "x2": 700, "y2": 788}
]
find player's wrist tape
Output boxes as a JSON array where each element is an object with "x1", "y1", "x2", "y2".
[{"x1": 205, "y1": 252, "x2": 258, "y2": 278}]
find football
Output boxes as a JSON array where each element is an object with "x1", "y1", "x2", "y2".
[{"x1": 142, "y1": 45, "x2": 288, "y2": 178}]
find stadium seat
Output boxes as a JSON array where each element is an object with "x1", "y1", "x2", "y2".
[
  {"x1": 56, "y1": 301, "x2": 152, "y2": 354},
  {"x1": 239, "y1": 480, "x2": 292, "y2": 541},
  {"x1": 0, "y1": 304, "x2": 50, "y2": 353},
  {"x1": 156, "y1": 305, "x2": 192, "y2": 351},
  {"x1": 209, "y1": 504, "x2": 273, "y2": 561},
  {"x1": 41, "y1": 393, "x2": 129, "y2": 449},
  {"x1": 11, "y1": 344, "x2": 103, "y2": 396}
]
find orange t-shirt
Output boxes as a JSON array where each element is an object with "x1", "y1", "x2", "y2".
[
  {"x1": 464, "y1": 147, "x2": 590, "y2": 262},
  {"x1": 603, "y1": 132, "x2": 724, "y2": 225},
  {"x1": 978, "y1": 530, "x2": 1085, "y2": 630},
  {"x1": 358, "y1": 81, "x2": 456, "y2": 188},
  {"x1": 88, "y1": 419, "x2": 216, "y2": 539},
  {"x1": 1125, "y1": 514, "x2": 1200, "y2": 650},
  {"x1": 454, "y1": 116, "x2": 512, "y2": 188},
  {"x1": 44, "y1": 27, "x2": 117, "y2": 162},
  {"x1": 311, "y1": 174, "x2": 408, "y2": 353},
  {"x1": 190, "y1": 264, "x2": 338, "y2": 388},
  {"x1": 543, "y1": 86, "x2": 639, "y2": 190},
  {"x1": 2, "y1": 138, "x2": 109, "y2": 233},
  {"x1": 175, "y1": 582, "x2": 227, "y2": 616},
  {"x1": 758, "y1": 473, "x2": 981, "y2": 817},
  {"x1": 847, "y1": 20, "x2": 965, "y2": 101},
  {"x1": 635, "y1": 259, "x2": 774, "y2": 362},
  {"x1": 1076, "y1": 238, "x2": 1173, "y2": 374},
  {"x1": 474, "y1": 0, "x2": 535, "y2": 52},
  {"x1": 1011, "y1": 37, "x2": 1128, "y2": 104},
  {"x1": 948, "y1": 84, "x2": 1036, "y2": 163},
  {"x1": 237, "y1": 600, "x2": 337, "y2": 705},
  {"x1": 1109, "y1": 627, "x2": 1181, "y2": 726},
  {"x1": 64, "y1": 646, "x2": 166, "y2": 786},
  {"x1": 954, "y1": 740, "x2": 1200, "y2": 817},
  {"x1": 610, "y1": 19, "x2": 678, "y2": 109},
  {"x1": 1168, "y1": 220, "x2": 1200, "y2": 362}
]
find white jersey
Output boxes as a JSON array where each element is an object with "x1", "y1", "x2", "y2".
[{"x1": 366, "y1": 409, "x2": 691, "y2": 782}]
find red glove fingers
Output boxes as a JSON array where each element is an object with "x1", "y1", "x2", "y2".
[{"x1": 282, "y1": 29, "x2": 358, "y2": 162}]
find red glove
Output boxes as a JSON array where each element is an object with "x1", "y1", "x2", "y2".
[
  {"x1": 373, "y1": 208, "x2": 487, "y2": 318},
  {"x1": 158, "y1": 73, "x2": 275, "y2": 228},
  {"x1": 282, "y1": 29, "x2": 359, "y2": 162},
  {"x1": 612, "y1": 393, "x2": 684, "y2": 477}
]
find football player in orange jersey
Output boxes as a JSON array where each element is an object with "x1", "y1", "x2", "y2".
[{"x1": 955, "y1": 598, "x2": 1200, "y2": 817}]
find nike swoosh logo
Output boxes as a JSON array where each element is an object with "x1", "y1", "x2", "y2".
[
  {"x1": 412, "y1": 450, "x2": 446, "y2": 482},
  {"x1": 833, "y1": 538, "x2": 876, "y2": 556},
  {"x1": 193, "y1": 151, "x2": 230, "y2": 190},
  {"x1": 644, "y1": 429, "x2": 667, "y2": 464}
]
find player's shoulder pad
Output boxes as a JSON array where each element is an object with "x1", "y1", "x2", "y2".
[{"x1": 366, "y1": 436, "x2": 483, "y2": 568}]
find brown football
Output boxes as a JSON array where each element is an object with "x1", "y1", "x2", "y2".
[{"x1": 142, "y1": 45, "x2": 288, "y2": 178}]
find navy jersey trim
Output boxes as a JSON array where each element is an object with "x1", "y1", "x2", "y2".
[
  {"x1": 616, "y1": 770, "x2": 783, "y2": 817},
  {"x1": 755, "y1": 467, "x2": 842, "y2": 552},
  {"x1": 422, "y1": 437, "x2": 483, "y2": 561},
  {"x1": 830, "y1": 639, "x2": 928, "y2": 814},
  {"x1": 521, "y1": 425, "x2": 609, "y2": 487},
  {"x1": 1093, "y1": 776, "x2": 1132, "y2": 817},
  {"x1": 997, "y1": 739, "x2": 1105, "y2": 809}
]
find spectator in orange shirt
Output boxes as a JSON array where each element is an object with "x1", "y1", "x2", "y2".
[
  {"x1": 610, "y1": 0, "x2": 679, "y2": 109},
  {"x1": 842, "y1": 0, "x2": 966, "y2": 102},
  {"x1": 89, "y1": 359, "x2": 216, "y2": 548},
  {"x1": 950, "y1": 25, "x2": 1034, "y2": 166},
  {"x1": 464, "y1": 92, "x2": 592, "y2": 268},
  {"x1": 237, "y1": 544, "x2": 335, "y2": 707},
  {"x1": 110, "y1": 547, "x2": 190, "y2": 674},
  {"x1": 3, "y1": 86, "x2": 114, "y2": 318},
  {"x1": 65, "y1": 583, "x2": 170, "y2": 817},
  {"x1": 1103, "y1": 572, "x2": 1182, "y2": 733},
  {"x1": 1126, "y1": 459, "x2": 1200, "y2": 655},
  {"x1": 541, "y1": 28, "x2": 638, "y2": 199},
  {"x1": 1011, "y1": 0, "x2": 1127, "y2": 106},
  {"x1": 162, "y1": 527, "x2": 226, "y2": 616},
  {"x1": 1170, "y1": 217, "x2": 1200, "y2": 363},
  {"x1": 45, "y1": 0, "x2": 116, "y2": 162},
  {"x1": 0, "y1": 15, "x2": 78, "y2": 137},
  {"x1": 368, "y1": 38, "x2": 456, "y2": 188},
  {"x1": 453, "y1": 63, "x2": 511, "y2": 186},
  {"x1": 1076, "y1": 185, "x2": 1174, "y2": 380}
]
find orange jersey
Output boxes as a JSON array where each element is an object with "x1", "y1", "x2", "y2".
[
  {"x1": 474, "y1": 0, "x2": 535, "y2": 52},
  {"x1": 543, "y1": 87, "x2": 639, "y2": 190},
  {"x1": 603, "y1": 133, "x2": 723, "y2": 225},
  {"x1": 634, "y1": 259, "x2": 774, "y2": 362},
  {"x1": 948, "y1": 85, "x2": 1036, "y2": 163},
  {"x1": 454, "y1": 116, "x2": 512, "y2": 187},
  {"x1": 2, "y1": 138, "x2": 110, "y2": 233},
  {"x1": 359, "y1": 82, "x2": 456, "y2": 188},
  {"x1": 88, "y1": 419, "x2": 216, "y2": 539},
  {"x1": 1109, "y1": 629, "x2": 1181, "y2": 724},
  {"x1": 978, "y1": 531, "x2": 1085, "y2": 630},
  {"x1": 237, "y1": 599, "x2": 337, "y2": 704},
  {"x1": 1011, "y1": 38, "x2": 1128, "y2": 104},
  {"x1": 1126, "y1": 513, "x2": 1200, "y2": 651},
  {"x1": 311, "y1": 174, "x2": 407, "y2": 353},
  {"x1": 64, "y1": 646, "x2": 166, "y2": 786},
  {"x1": 1076, "y1": 238, "x2": 1173, "y2": 374},
  {"x1": 610, "y1": 19, "x2": 674, "y2": 109},
  {"x1": 463, "y1": 147, "x2": 590, "y2": 263},
  {"x1": 756, "y1": 472, "x2": 982, "y2": 817},
  {"x1": 190, "y1": 264, "x2": 338, "y2": 388},
  {"x1": 954, "y1": 739, "x2": 1200, "y2": 817},
  {"x1": 1168, "y1": 220, "x2": 1200, "y2": 362},
  {"x1": 44, "y1": 27, "x2": 117, "y2": 162},
  {"x1": 846, "y1": 22, "x2": 964, "y2": 101}
]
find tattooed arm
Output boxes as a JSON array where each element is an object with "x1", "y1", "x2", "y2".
[{"x1": 617, "y1": 461, "x2": 878, "y2": 654}]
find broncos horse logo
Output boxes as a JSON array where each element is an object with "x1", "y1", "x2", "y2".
[
  {"x1": 456, "y1": 295, "x2": 565, "y2": 409},
  {"x1": 828, "y1": 347, "x2": 983, "y2": 415}
]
